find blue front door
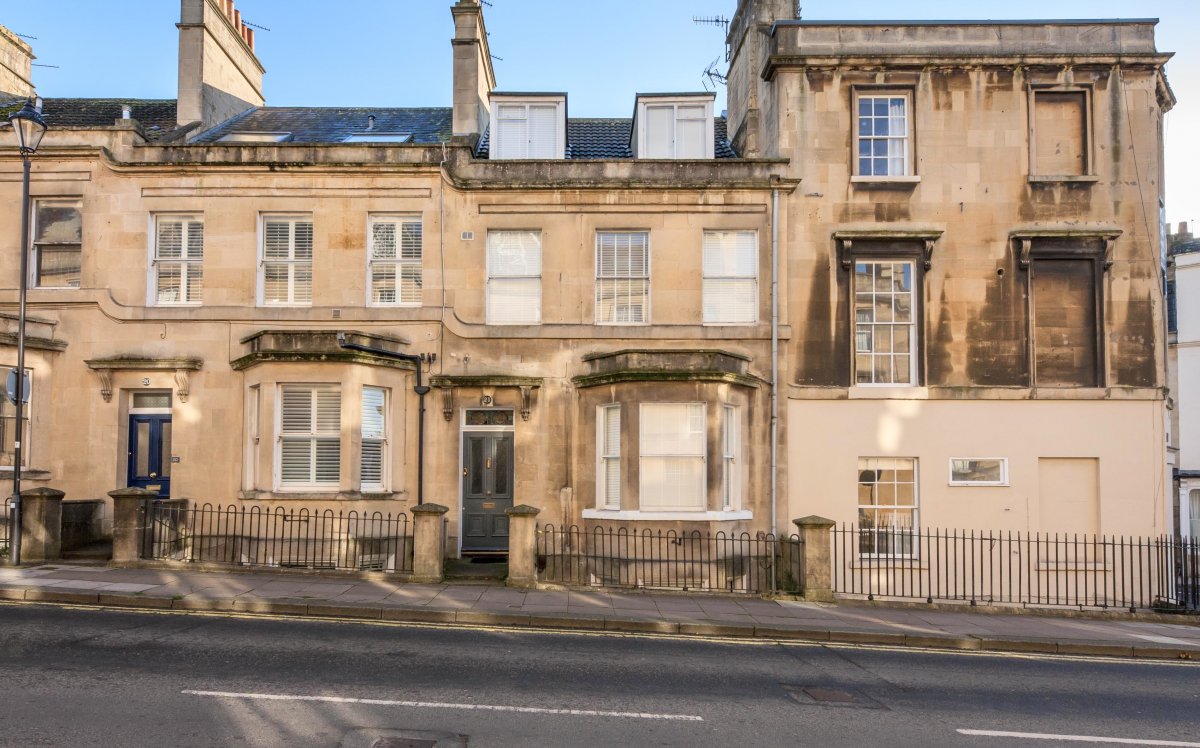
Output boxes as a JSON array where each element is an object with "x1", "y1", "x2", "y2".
[{"x1": 128, "y1": 414, "x2": 171, "y2": 497}]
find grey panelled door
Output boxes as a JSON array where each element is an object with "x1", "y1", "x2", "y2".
[{"x1": 461, "y1": 432, "x2": 514, "y2": 552}]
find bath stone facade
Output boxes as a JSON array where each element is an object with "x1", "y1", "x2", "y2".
[{"x1": 0, "y1": 0, "x2": 1176, "y2": 562}]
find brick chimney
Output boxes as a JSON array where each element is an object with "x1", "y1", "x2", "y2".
[
  {"x1": 176, "y1": 0, "x2": 265, "y2": 129},
  {"x1": 0, "y1": 23, "x2": 35, "y2": 99},
  {"x1": 726, "y1": 0, "x2": 794, "y2": 157},
  {"x1": 451, "y1": 0, "x2": 496, "y2": 139}
]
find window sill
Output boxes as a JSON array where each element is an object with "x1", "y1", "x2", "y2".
[
  {"x1": 948, "y1": 482, "x2": 1009, "y2": 488},
  {"x1": 582, "y1": 509, "x2": 753, "y2": 521},
  {"x1": 1028, "y1": 175, "x2": 1100, "y2": 184},
  {"x1": 848, "y1": 386, "x2": 929, "y2": 400},
  {"x1": 851, "y1": 175, "x2": 921, "y2": 188}
]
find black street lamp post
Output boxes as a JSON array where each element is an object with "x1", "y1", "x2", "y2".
[{"x1": 8, "y1": 99, "x2": 46, "y2": 566}]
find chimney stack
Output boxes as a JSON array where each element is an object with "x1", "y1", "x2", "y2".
[
  {"x1": 725, "y1": 0, "x2": 795, "y2": 157},
  {"x1": 177, "y1": 0, "x2": 265, "y2": 130},
  {"x1": 0, "y1": 23, "x2": 35, "y2": 99},
  {"x1": 451, "y1": 0, "x2": 496, "y2": 138}
]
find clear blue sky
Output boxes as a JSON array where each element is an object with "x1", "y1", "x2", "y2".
[{"x1": 5, "y1": 0, "x2": 1199, "y2": 225}]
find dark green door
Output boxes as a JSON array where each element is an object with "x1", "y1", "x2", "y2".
[{"x1": 461, "y1": 432, "x2": 514, "y2": 552}]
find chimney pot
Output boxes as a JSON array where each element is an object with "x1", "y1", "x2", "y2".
[
  {"x1": 34, "y1": 96, "x2": 42, "y2": 112},
  {"x1": 121, "y1": 104, "x2": 132, "y2": 119},
  {"x1": 367, "y1": 115, "x2": 376, "y2": 131},
  {"x1": 245, "y1": 26, "x2": 254, "y2": 50},
  {"x1": 234, "y1": 9, "x2": 241, "y2": 28}
]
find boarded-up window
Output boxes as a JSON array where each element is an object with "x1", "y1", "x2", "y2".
[
  {"x1": 1037, "y1": 457, "x2": 1099, "y2": 535},
  {"x1": 1033, "y1": 91, "x2": 1087, "y2": 176},
  {"x1": 1031, "y1": 259, "x2": 1098, "y2": 387}
]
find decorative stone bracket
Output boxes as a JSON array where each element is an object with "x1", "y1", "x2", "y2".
[
  {"x1": 1011, "y1": 229, "x2": 1121, "y2": 271},
  {"x1": 834, "y1": 229, "x2": 942, "y2": 271},
  {"x1": 84, "y1": 357, "x2": 203, "y2": 403},
  {"x1": 430, "y1": 375, "x2": 544, "y2": 421}
]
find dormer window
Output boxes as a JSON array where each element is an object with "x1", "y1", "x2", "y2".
[
  {"x1": 634, "y1": 94, "x2": 714, "y2": 159},
  {"x1": 489, "y1": 94, "x2": 566, "y2": 160},
  {"x1": 217, "y1": 131, "x2": 292, "y2": 143}
]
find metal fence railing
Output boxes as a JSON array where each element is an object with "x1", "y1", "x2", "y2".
[
  {"x1": 1, "y1": 497, "x2": 9, "y2": 559},
  {"x1": 142, "y1": 502, "x2": 413, "y2": 574},
  {"x1": 537, "y1": 524, "x2": 787, "y2": 594},
  {"x1": 832, "y1": 526, "x2": 1200, "y2": 612}
]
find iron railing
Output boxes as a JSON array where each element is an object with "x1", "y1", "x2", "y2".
[
  {"x1": 537, "y1": 524, "x2": 786, "y2": 594},
  {"x1": 832, "y1": 526, "x2": 1200, "y2": 611},
  {"x1": 142, "y1": 502, "x2": 413, "y2": 573},
  {"x1": 1, "y1": 497, "x2": 9, "y2": 558}
]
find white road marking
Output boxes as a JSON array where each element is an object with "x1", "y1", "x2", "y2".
[
  {"x1": 957, "y1": 729, "x2": 1200, "y2": 746},
  {"x1": 1127, "y1": 633, "x2": 1199, "y2": 647},
  {"x1": 182, "y1": 689, "x2": 704, "y2": 722}
]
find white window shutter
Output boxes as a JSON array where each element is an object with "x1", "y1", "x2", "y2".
[
  {"x1": 371, "y1": 222, "x2": 397, "y2": 260},
  {"x1": 598, "y1": 405, "x2": 621, "y2": 509},
  {"x1": 279, "y1": 385, "x2": 340, "y2": 489},
  {"x1": 527, "y1": 105, "x2": 559, "y2": 158},
  {"x1": 361, "y1": 385, "x2": 386, "y2": 490},
  {"x1": 644, "y1": 105, "x2": 674, "y2": 158},
  {"x1": 157, "y1": 220, "x2": 183, "y2": 259},
  {"x1": 675, "y1": 105, "x2": 707, "y2": 159},
  {"x1": 494, "y1": 104, "x2": 529, "y2": 159},
  {"x1": 185, "y1": 220, "x2": 204, "y2": 259}
]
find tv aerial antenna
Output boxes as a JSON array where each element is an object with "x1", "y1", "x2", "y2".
[{"x1": 693, "y1": 15, "x2": 730, "y2": 92}]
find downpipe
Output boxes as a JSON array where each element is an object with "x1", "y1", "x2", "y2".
[{"x1": 335, "y1": 333, "x2": 431, "y2": 506}]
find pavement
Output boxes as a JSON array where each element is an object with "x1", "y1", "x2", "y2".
[{"x1": 1, "y1": 562, "x2": 1198, "y2": 660}]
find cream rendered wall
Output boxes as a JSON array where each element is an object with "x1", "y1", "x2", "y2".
[{"x1": 787, "y1": 398, "x2": 1168, "y2": 537}]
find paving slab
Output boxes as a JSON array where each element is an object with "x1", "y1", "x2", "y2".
[{"x1": 0, "y1": 562, "x2": 1196, "y2": 660}]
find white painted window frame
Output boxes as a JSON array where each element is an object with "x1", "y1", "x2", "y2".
[
  {"x1": 30, "y1": 198, "x2": 83, "y2": 289},
  {"x1": 360, "y1": 385, "x2": 389, "y2": 493},
  {"x1": 366, "y1": 215, "x2": 423, "y2": 307},
  {"x1": 853, "y1": 89, "x2": 915, "y2": 179},
  {"x1": 721, "y1": 404, "x2": 741, "y2": 511},
  {"x1": 486, "y1": 230, "x2": 542, "y2": 325},
  {"x1": 489, "y1": 96, "x2": 566, "y2": 160},
  {"x1": 635, "y1": 97, "x2": 715, "y2": 159},
  {"x1": 702, "y1": 230, "x2": 758, "y2": 325},
  {"x1": 638, "y1": 402, "x2": 707, "y2": 513},
  {"x1": 948, "y1": 457, "x2": 1009, "y2": 487},
  {"x1": 595, "y1": 230, "x2": 651, "y2": 325},
  {"x1": 857, "y1": 457, "x2": 920, "y2": 558},
  {"x1": 149, "y1": 213, "x2": 204, "y2": 306},
  {"x1": 597, "y1": 404, "x2": 621, "y2": 510},
  {"x1": 275, "y1": 383, "x2": 341, "y2": 492},
  {"x1": 853, "y1": 259, "x2": 918, "y2": 387},
  {"x1": 258, "y1": 214, "x2": 314, "y2": 307}
]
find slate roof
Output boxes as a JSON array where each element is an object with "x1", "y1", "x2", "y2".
[
  {"x1": 191, "y1": 107, "x2": 454, "y2": 144},
  {"x1": 0, "y1": 98, "x2": 180, "y2": 141},
  {"x1": 1171, "y1": 239, "x2": 1200, "y2": 257},
  {"x1": 476, "y1": 116, "x2": 738, "y2": 159}
]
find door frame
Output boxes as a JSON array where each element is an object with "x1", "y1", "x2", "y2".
[
  {"x1": 457, "y1": 408, "x2": 515, "y2": 556},
  {"x1": 126, "y1": 392, "x2": 173, "y2": 497}
]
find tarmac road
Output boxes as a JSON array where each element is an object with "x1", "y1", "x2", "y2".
[{"x1": 0, "y1": 602, "x2": 1197, "y2": 748}]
